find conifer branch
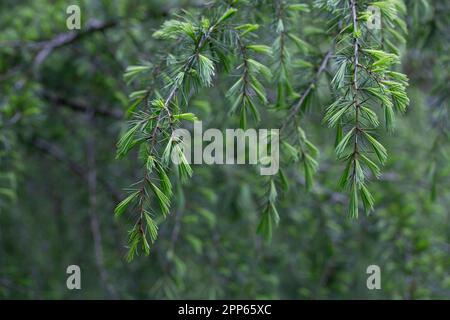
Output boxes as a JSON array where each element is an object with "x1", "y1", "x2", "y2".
[
  {"x1": 323, "y1": 0, "x2": 410, "y2": 217},
  {"x1": 282, "y1": 46, "x2": 335, "y2": 130},
  {"x1": 115, "y1": 5, "x2": 244, "y2": 259}
]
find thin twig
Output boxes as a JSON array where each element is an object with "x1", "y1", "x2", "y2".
[{"x1": 280, "y1": 46, "x2": 335, "y2": 132}]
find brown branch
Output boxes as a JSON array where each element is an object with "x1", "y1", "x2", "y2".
[
  {"x1": 33, "y1": 19, "x2": 118, "y2": 66},
  {"x1": 41, "y1": 91, "x2": 123, "y2": 119},
  {"x1": 350, "y1": 0, "x2": 361, "y2": 182},
  {"x1": 85, "y1": 110, "x2": 119, "y2": 299},
  {"x1": 281, "y1": 45, "x2": 334, "y2": 132},
  {"x1": 32, "y1": 137, "x2": 122, "y2": 202}
]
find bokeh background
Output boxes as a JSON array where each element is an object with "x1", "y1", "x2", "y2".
[{"x1": 0, "y1": 0, "x2": 448, "y2": 299}]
